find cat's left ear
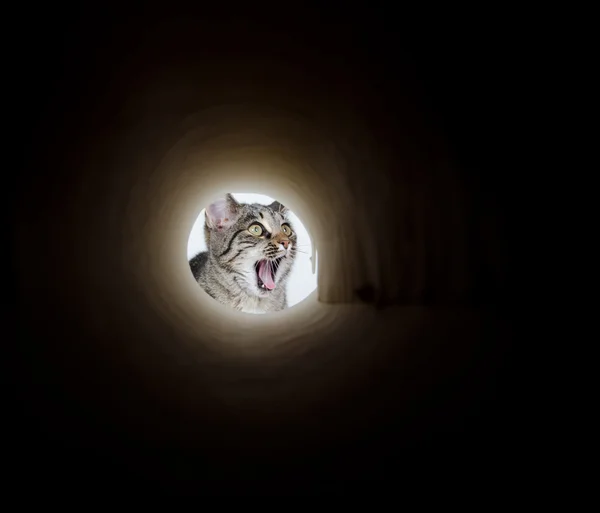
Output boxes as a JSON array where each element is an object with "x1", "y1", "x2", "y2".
[
  {"x1": 205, "y1": 193, "x2": 240, "y2": 231},
  {"x1": 269, "y1": 200, "x2": 289, "y2": 216}
]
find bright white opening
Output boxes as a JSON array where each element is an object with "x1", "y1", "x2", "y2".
[{"x1": 187, "y1": 192, "x2": 318, "y2": 310}]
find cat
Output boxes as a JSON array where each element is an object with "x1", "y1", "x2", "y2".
[{"x1": 189, "y1": 194, "x2": 298, "y2": 313}]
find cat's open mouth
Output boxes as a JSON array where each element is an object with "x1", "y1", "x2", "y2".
[{"x1": 255, "y1": 257, "x2": 284, "y2": 291}]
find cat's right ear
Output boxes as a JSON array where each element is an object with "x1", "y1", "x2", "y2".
[
  {"x1": 205, "y1": 193, "x2": 240, "y2": 231},
  {"x1": 269, "y1": 200, "x2": 289, "y2": 215}
]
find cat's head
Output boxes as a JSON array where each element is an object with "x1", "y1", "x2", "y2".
[{"x1": 204, "y1": 194, "x2": 297, "y2": 297}]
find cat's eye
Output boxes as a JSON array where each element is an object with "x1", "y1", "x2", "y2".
[
  {"x1": 248, "y1": 223, "x2": 263, "y2": 236},
  {"x1": 189, "y1": 193, "x2": 317, "y2": 314}
]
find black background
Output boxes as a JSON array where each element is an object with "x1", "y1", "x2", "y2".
[{"x1": 7, "y1": 3, "x2": 528, "y2": 495}]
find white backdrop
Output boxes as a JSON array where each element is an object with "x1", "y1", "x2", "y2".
[{"x1": 187, "y1": 193, "x2": 318, "y2": 308}]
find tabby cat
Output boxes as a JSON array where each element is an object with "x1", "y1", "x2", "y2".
[{"x1": 189, "y1": 194, "x2": 298, "y2": 313}]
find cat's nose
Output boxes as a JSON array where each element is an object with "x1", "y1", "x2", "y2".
[{"x1": 279, "y1": 240, "x2": 290, "y2": 250}]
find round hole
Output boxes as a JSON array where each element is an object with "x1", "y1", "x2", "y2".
[{"x1": 187, "y1": 192, "x2": 318, "y2": 314}]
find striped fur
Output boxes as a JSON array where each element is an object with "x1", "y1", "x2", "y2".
[{"x1": 190, "y1": 194, "x2": 297, "y2": 313}]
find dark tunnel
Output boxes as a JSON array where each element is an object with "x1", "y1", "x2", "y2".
[{"x1": 8, "y1": 5, "x2": 526, "y2": 495}]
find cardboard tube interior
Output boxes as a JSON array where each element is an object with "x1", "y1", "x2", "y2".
[{"x1": 12, "y1": 14, "x2": 516, "y2": 489}]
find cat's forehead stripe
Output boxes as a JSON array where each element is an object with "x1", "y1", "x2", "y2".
[
  {"x1": 261, "y1": 219, "x2": 273, "y2": 232},
  {"x1": 240, "y1": 203, "x2": 291, "y2": 233}
]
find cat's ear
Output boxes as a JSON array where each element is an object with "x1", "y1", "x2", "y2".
[
  {"x1": 205, "y1": 193, "x2": 240, "y2": 231},
  {"x1": 269, "y1": 200, "x2": 289, "y2": 216}
]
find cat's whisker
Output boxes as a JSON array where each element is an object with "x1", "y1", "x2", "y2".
[{"x1": 191, "y1": 194, "x2": 304, "y2": 313}]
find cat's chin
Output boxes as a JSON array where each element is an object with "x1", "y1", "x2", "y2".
[{"x1": 256, "y1": 288, "x2": 273, "y2": 298}]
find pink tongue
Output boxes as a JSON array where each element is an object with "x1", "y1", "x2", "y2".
[{"x1": 258, "y1": 260, "x2": 276, "y2": 290}]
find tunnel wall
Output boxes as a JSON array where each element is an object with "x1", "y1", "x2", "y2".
[{"x1": 9, "y1": 10, "x2": 518, "y2": 492}]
